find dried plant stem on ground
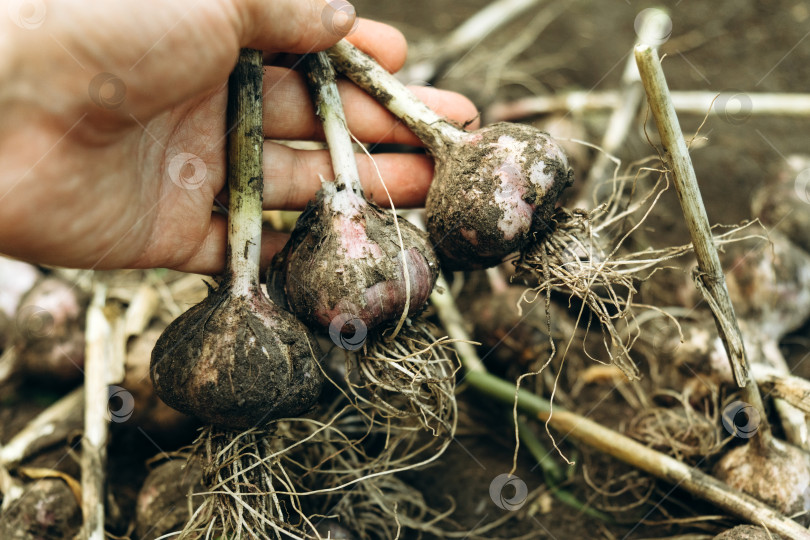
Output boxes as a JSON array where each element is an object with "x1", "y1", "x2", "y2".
[
  {"x1": 0, "y1": 386, "x2": 83, "y2": 468},
  {"x1": 576, "y1": 7, "x2": 670, "y2": 208},
  {"x1": 634, "y1": 47, "x2": 810, "y2": 516},
  {"x1": 430, "y1": 279, "x2": 810, "y2": 539},
  {"x1": 640, "y1": 229, "x2": 810, "y2": 449},
  {"x1": 401, "y1": 0, "x2": 545, "y2": 84},
  {"x1": 80, "y1": 282, "x2": 126, "y2": 540},
  {"x1": 486, "y1": 91, "x2": 810, "y2": 122},
  {"x1": 503, "y1": 375, "x2": 806, "y2": 538},
  {"x1": 635, "y1": 44, "x2": 765, "y2": 419},
  {"x1": 753, "y1": 365, "x2": 810, "y2": 415}
]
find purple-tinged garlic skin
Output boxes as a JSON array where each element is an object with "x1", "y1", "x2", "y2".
[
  {"x1": 150, "y1": 282, "x2": 323, "y2": 429},
  {"x1": 273, "y1": 183, "x2": 438, "y2": 333},
  {"x1": 426, "y1": 123, "x2": 573, "y2": 270},
  {"x1": 0, "y1": 257, "x2": 41, "y2": 352},
  {"x1": 15, "y1": 276, "x2": 87, "y2": 384},
  {"x1": 0, "y1": 257, "x2": 40, "y2": 319}
]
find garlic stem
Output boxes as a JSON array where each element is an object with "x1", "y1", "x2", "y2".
[
  {"x1": 304, "y1": 51, "x2": 414, "y2": 338},
  {"x1": 635, "y1": 44, "x2": 772, "y2": 448},
  {"x1": 303, "y1": 52, "x2": 363, "y2": 195},
  {"x1": 327, "y1": 40, "x2": 466, "y2": 151},
  {"x1": 226, "y1": 49, "x2": 264, "y2": 297}
]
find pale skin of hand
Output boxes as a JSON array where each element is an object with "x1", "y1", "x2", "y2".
[{"x1": 0, "y1": 0, "x2": 479, "y2": 274}]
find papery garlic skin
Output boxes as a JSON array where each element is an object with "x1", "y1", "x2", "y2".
[
  {"x1": 274, "y1": 183, "x2": 438, "y2": 334},
  {"x1": 426, "y1": 123, "x2": 573, "y2": 270}
]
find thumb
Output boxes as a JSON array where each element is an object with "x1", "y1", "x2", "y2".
[{"x1": 232, "y1": 0, "x2": 357, "y2": 52}]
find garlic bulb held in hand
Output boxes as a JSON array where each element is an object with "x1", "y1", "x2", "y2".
[
  {"x1": 150, "y1": 49, "x2": 323, "y2": 429},
  {"x1": 427, "y1": 123, "x2": 572, "y2": 269},
  {"x1": 272, "y1": 51, "x2": 438, "y2": 334},
  {"x1": 274, "y1": 182, "x2": 437, "y2": 334},
  {"x1": 327, "y1": 41, "x2": 573, "y2": 269},
  {"x1": 150, "y1": 282, "x2": 323, "y2": 429}
]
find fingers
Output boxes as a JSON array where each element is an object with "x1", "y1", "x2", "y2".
[
  {"x1": 236, "y1": 0, "x2": 408, "y2": 69},
  {"x1": 174, "y1": 144, "x2": 435, "y2": 275},
  {"x1": 171, "y1": 213, "x2": 289, "y2": 275},
  {"x1": 344, "y1": 19, "x2": 408, "y2": 72},
  {"x1": 117, "y1": 1, "x2": 404, "y2": 118},
  {"x1": 265, "y1": 19, "x2": 407, "y2": 72},
  {"x1": 233, "y1": 0, "x2": 351, "y2": 52},
  {"x1": 264, "y1": 68, "x2": 480, "y2": 144},
  {"x1": 263, "y1": 142, "x2": 435, "y2": 209},
  {"x1": 233, "y1": 0, "x2": 356, "y2": 53}
]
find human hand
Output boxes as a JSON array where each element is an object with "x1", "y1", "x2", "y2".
[{"x1": 0, "y1": 0, "x2": 478, "y2": 273}]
